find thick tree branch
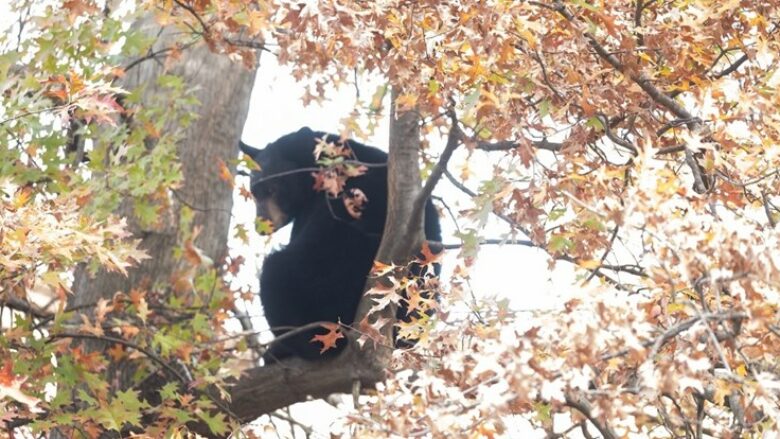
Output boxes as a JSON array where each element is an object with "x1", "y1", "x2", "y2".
[
  {"x1": 353, "y1": 88, "x2": 428, "y2": 347},
  {"x1": 712, "y1": 53, "x2": 748, "y2": 79},
  {"x1": 684, "y1": 148, "x2": 709, "y2": 193},
  {"x1": 221, "y1": 350, "x2": 384, "y2": 431}
]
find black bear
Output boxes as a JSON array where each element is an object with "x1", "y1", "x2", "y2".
[{"x1": 240, "y1": 127, "x2": 442, "y2": 361}]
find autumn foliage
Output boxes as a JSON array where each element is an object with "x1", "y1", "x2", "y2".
[{"x1": 2, "y1": 0, "x2": 780, "y2": 438}]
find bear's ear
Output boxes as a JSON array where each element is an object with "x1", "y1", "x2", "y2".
[
  {"x1": 297, "y1": 126, "x2": 314, "y2": 136},
  {"x1": 239, "y1": 140, "x2": 263, "y2": 163},
  {"x1": 274, "y1": 127, "x2": 320, "y2": 166}
]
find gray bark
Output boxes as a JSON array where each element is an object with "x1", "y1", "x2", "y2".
[{"x1": 63, "y1": 13, "x2": 255, "y2": 422}]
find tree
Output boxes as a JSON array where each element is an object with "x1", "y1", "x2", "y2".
[{"x1": 2, "y1": 1, "x2": 780, "y2": 438}]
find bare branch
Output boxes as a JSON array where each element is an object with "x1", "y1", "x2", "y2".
[
  {"x1": 762, "y1": 191, "x2": 777, "y2": 228},
  {"x1": 633, "y1": 0, "x2": 646, "y2": 47},
  {"x1": 123, "y1": 39, "x2": 200, "y2": 72},
  {"x1": 564, "y1": 394, "x2": 618, "y2": 439},
  {"x1": 172, "y1": 0, "x2": 209, "y2": 35},
  {"x1": 442, "y1": 238, "x2": 536, "y2": 250},
  {"x1": 596, "y1": 113, "x2": 638, "y2": 156},
  {"x1": 50, "y1": 332, "x2": 192, "y2": 387},
  {"x1": 0, "y1": 296, "x2": 52, "y2": 319},
  {"x1": 0, "y1": 104, "x2": 70, "y2": 127},
  {"x1": 224, "y1": 37, "x2": 272, "y2": 53},
  {"x1": 415, "y1": 108, "x2": 462, "y2": 216},
  {"x1": 585, "y1": 226, "x2": 619, "y2": 282},
  {"x1": 602, "y1": 311, "x2": 748, "y2": 361},
  {"x1": 712, "y1": 53, "x2": 748, "y2": 79},
  {"x1": 654, "y1": 144, "x2": 686, "y2": 156},
  {"x1": 684, "y1": 148, "x2": 709, "y2": 193}
]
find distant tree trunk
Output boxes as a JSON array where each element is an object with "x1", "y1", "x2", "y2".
[{"x1": 65, "y1": 16, "x2": 255, "y2": 394}]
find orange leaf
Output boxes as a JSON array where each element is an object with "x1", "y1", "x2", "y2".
[
  {"x1": 107, "y1": 344, "x2": 125, "y2": 362},
  {"x1": 217, "y1": 159, "x2": 234, "y2": 187},
  {"x1": 239, "y1": 185, "x2": 253, "y2": 201},
  {"x1": 0, "y1": 361, "x2": 13, "y2": 386},
  {"x1": 419, "y1": 241, "x2": 444, "y2": 264},
  {"x1": 310, "y1": 323, "x2": 345, "y2": 354}
]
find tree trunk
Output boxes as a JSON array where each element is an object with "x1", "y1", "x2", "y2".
[{"x1": 66, "y1": 16, "x2": 255, "y2": 392}]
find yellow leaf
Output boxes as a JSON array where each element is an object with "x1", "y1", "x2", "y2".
[
  {"x1": 637, "y1": 51, "x2": 654, "y2": 64},
  {"x1": 712, "y1": 379, "x2": 731, "y2": 405},
  {"x1": 395, "y1": 93, "x2": 418, "y2": 112},
  {"x1": 579, "y1": 259, "x2": 601, "y2": 269},
  {"x1": 13, "y1": 188, "x2": 32, "y2": 209}
]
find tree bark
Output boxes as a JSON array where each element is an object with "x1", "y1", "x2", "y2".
[{"x1": 66, "y1": 15, "x2": 255, "y2": 393}]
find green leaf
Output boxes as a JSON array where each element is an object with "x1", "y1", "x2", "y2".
[
  {"x1": 454, "y1": 229, "x2": 481, "y2": 259},
  {"x1": 122, "y1": 32, "x2": 155, "y2": 57},
  {"x1": 548, "y1": 235, "x2": 574, "y2": 253},
  {"x1": 582, "y1": 216, "x2": 606, "y2": 231},
  {"x1": 157, "y1": 74, "x2": 184, "y2": 90},
  {"x1": 534, "y1": 401, "x2": 552, "y2": 422},
  {"x1": 197, "y1": 411, "x2": 230, "y2": 436},
  {"x1": 115, "y1": 389, "x2": 150, "y2": 414},
  {"x1": 548, "y1": 208, "x2": 567, "y2": 221},
  {"x1": 191, "y1": 313, "x2": 211, "y2": 335},
  {"x1": 539, "y1": 99, "x2": 551, "y2": 118},
  {"x1": 427, "y1": 78, "x2": 440, "y2": 94},
  {"x1": 159, "y1": 382, "x2": 180, "y2": 401},
  {"x1": 77, "y1": 389, "x2": 98, "y2": 406},
  {"x1": 133, "y1": 198, "x2": 158, "y2": 227},
  {"x1": 153, "y1": 330, "x2": 181, "y2": 357},
  {"x1": 586, "y1": 116, "x2": 604, "y2": 130},
  {"x1": 368, "y1": 83, "x2": 389, "y2": 112}
]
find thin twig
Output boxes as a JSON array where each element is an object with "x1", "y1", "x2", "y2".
[
  {"x1": 0, "y1": 104, "x2": 70, "y2": 127},
  {"x1": 476, "y1": 138, "x2": 563, "y2": 152},
  {"x1": 585, "y1": 226, "x2": 619, "y2": 282},
  {"x1": 442, "y1": 238, "x2": 535, "y2": 250},
  {"x1": 762, "y1": 191, "x2": 777, "y2": 228}
]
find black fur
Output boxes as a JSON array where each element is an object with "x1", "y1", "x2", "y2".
[{"x1": 241, "y1": 127, "x2": 442, "y2": 361}]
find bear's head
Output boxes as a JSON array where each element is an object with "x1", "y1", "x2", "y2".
[{"x1": 240, "y1": 127, "x2": 320, "y2": 231}]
